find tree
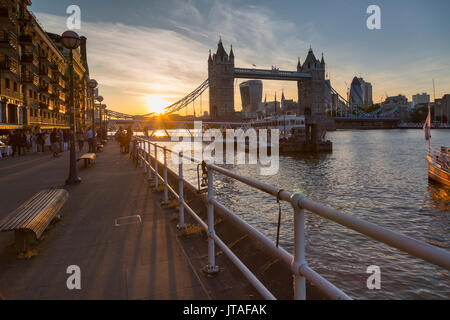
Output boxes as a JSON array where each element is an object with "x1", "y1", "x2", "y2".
[{"x1": 410, "y1": 106, "x2": 429, "y2": 123}]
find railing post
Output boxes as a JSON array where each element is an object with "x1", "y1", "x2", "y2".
[
  {"x1": 147, "y1": 140, "x2": 152, "y2": 181},
  {"x1": 143, "y1": 140, "x2": 147, "y2": 173},
  {"x1": 291, "y1": 194, "x2": 306, "y2": 300},
  {"x1": 163, "y1": 146, "x2": 168, "y2": 204},
  {"x1": 154, "y1": 144, "x2": 159, "y2": 189},
  {"x1": 205, "y1": 167, "x2": 219, "y2": 274},
  {"x1": 177, "y1": 151, "x2": 185, "y2": 229},
  {"x1": 139, "y1": 139, "x2": 143, "y2": 168}
]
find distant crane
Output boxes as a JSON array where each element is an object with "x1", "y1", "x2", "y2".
[{"x1": 344, "y1": 81, "x2": 350, "y2": 117}]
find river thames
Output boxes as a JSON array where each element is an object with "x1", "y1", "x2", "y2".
[{"x1": 150, "y1": 129, "x2": 449, "y2": 299}]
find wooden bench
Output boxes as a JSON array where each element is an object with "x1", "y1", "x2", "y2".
[
  {"x1": 77, "y1": 153, "x2": 96, "y2": 168},
  {"x1": 0, "y1": 189, "x2": 69, "y2": 253}
]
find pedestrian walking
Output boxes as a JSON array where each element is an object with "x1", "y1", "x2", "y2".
[
  {"x1": 63, "y1": 130, "x2": 69, "y2": 151},
  {"x1": 19, "y1": 132, "x2": 27, "y2": 155},
  {"x1": 9, "y1": 131, "x2": 19, "y2": 157},
  {"x1": 125, "y1": 127, "x2": 133, "y2": 154},
  {"x1": 50, "y1": 129, "x2": 60, "y2": 157},
  {"x1": 86, "y1": 127, "x2": 95, "y2": 153},
  {"x1": 44, "y1": 132, "x2": 51, "y2": 152},
  {"x1": 31, "y1": 130, "x2": 38, "y2": 153},
  {"x1": 58, "y1": 129, "x2": 64, "y2": 152}
]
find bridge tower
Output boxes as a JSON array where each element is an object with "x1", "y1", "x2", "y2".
[
  {"x1": 208, "y1": 39, "x2": 235, "y2": 119},
  {"x1": 297, "y1": 48, "x2": 326, "y2": 116}
]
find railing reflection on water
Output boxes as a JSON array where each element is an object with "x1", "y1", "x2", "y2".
[{"x1": 134, "y1": 136, "x2": 450, "y2": 300}]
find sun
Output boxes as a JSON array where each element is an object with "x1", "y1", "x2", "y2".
[{"x1": 145, "y1": 95, "x2": 170, "y2": 115}]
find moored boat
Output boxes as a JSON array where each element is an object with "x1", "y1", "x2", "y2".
[
  {"x1": 423, "y1": 105, "x2": 450, "y2": 186},
  {"x1": 427, "y1": 147, "x2": 450, "y2": 186}
]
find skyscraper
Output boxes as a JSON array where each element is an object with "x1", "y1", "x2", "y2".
[
  {"x1": 349, "y1": 77, "x2": 373, "y2": 107},
  {"x1": 239, "y1": 80, "x2": 263, "y2": 114}
]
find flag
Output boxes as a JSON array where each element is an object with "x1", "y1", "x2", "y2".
[{"x1": 423, "y1": 105, "x2": 431, "y2": 140}]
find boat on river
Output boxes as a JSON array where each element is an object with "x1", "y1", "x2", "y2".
[
  {"x1": 427, "y1": 146, "x2": 450, "y2": 186},
  {"x1": 424, "y1": 107, "x2": 450, "y2": 186}
]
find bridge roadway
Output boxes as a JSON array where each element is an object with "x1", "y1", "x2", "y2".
[{"x1": 0, "y1": 142, "x2": 260, "y2": 299}]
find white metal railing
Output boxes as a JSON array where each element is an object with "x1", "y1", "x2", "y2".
[{"x1": 133, "y1": 137, "x2": 450, "y2": 300}]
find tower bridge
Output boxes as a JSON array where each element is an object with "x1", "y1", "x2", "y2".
[
  {"x1": 106, "y1": 39, "x2": 400, "y2": 130},
  {"x1": 233, "y1": 68, "x2": 312, "y2": 81}
]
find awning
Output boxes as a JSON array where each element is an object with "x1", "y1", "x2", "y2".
[
  {"x1": 39, "y1": 125, "x2": 70, "y2": 130},
  {"x1": 0, "y1": 124, "x2": 23, "y2": 130}
]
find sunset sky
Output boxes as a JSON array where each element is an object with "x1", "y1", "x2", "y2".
[{"x1": 31, "y1": 0, "x2": 450, "y2": 116}]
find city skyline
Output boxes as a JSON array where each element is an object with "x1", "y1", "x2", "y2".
[{"x1": 31, "y1": 0, "x2": 450, "y2": 115}]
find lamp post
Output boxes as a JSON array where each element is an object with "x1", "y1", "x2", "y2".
[
  {"x1": 61, "y1": 30, "x2": 81, "y2": 185},
  {"x1": 96, "y1": 96, "x2": 104, "y2": 144},
  {"x1": 100, "y1": 104, "x2": 107, "y2": 141},
  {"x1": 88, "y1": 79, "x2": 97, "y2": 146}
]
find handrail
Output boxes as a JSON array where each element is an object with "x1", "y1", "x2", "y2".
[{"x1": 133, "y1": 137, "x2": 450, "y2": 300}]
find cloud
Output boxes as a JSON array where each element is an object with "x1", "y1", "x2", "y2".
[
  {"x1": 35, "y1": 2, "x2": 312, "y2": 114},
  {"x1": 36, "y1": 12, "x2": 213, "y2": 113},
  {"x1": 36, "y1": 1, "x2": 450, "y2": 114}
]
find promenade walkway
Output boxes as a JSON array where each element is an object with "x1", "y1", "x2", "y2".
[{"x1": 0, "y1": 143, "x2": 207, "y2": 299}]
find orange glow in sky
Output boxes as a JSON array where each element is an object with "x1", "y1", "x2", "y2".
[{"x1": 145, "y1": 95, "x2": 171, "y2": 115}]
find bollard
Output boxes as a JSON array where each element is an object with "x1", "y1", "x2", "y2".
[
  {"x1": 154, "y1": 144, "x2": 159, "y2": 189},
  {"x1": 163, "y1": 146, "x2": 168, "y2": 204},
  {"x1": 205, "y1": 168, "x2": 219, "y2": 274},
  {"x1": 291, "y1": 194, "x2": 306, "y2": 300},
  {"x1": 177, "y1": 152, "x2": 185, "y2": 229}
]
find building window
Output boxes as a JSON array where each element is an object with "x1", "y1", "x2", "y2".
[
  {"x1": 5, "y1": 79, "x2": 10, "y2": 89},
  {"x1": 14, "y1": 82, "x2": 17, "y2": 92}
]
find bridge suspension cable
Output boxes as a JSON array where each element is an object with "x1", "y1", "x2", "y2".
[
  {"x1": 326, "y1": 82, "x2": 388, "y2": 119},
  {"x1": 160, "y1": 77, "x2": 213, "y2": 115},
  {"x1": 105, "y1": 77, "x2": 213, "y2": 120}
]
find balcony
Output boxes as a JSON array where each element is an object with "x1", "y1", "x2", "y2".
[
  {"x1": 21, "y1": 73, "x2": 34, "y2": 82},
  {"x1": 20, "y1": 52, "x2": 35, "y2": 63},
  {"x1": 0, "y1": 56, "x2": 19, "y2": 75},
  {"x1": 51, "y1": 73, "x2": 59, "y2": 83},
  {"x1": 19, "y1": 34, "x2": 33, "y2": 45},
  {"x1": 0, "y1": 7, "x2": 16, "y2": 24},
  {"x1": 39, "y1": 83, "x2": 49, "y2": 92},
  {"x1": 0, "y1": 31, "x2": 18, "y2": 50},
  {"x1": 51, "y1": 90, "x2": 60, "y2": 99},
  {"x1": 23, "y1": 73, "x2": 39, "y2": 87},
  {"x1": 17, "y1": 13, "x2": 32, "y2": 23},
  {"x1": 39, "y1": 69, "x2": 50, "y2": 80},
  {"x1": 50, "y1": 61, "x2": 59, "y2": 70},
  {"x1": 39, "y1": 53, "x2": 49, "y2": 61}
]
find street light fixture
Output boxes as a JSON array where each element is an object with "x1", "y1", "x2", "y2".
[{"x1": 61, "y1": 30, "x2": 82, "y2": 185}]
